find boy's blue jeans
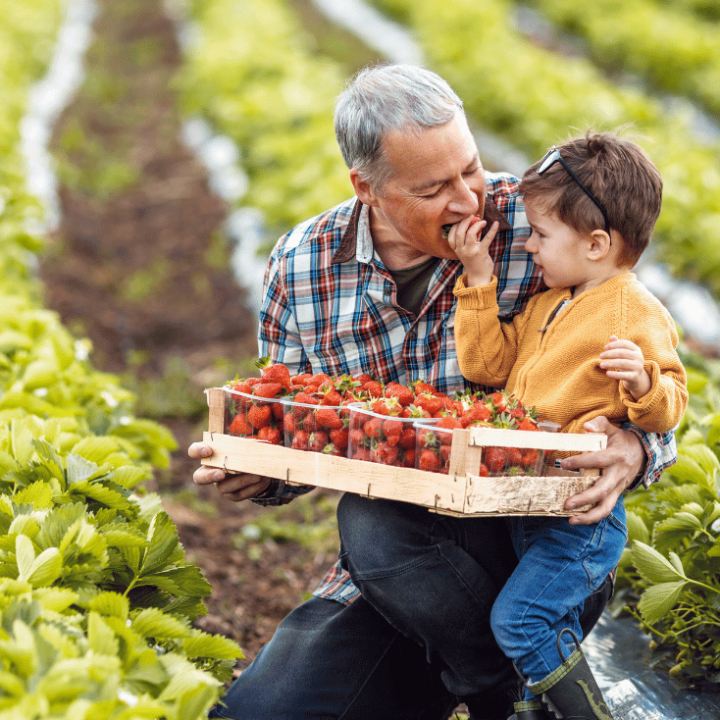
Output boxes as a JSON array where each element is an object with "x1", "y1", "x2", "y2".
[{"x1": 490, "y1": 498, "x2": 627, "y2": 700}]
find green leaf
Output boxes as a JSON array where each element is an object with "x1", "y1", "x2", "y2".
[
  {"x1": 26, "y1": 547, "x2": 62, "y2": 587},
  {"x1": 88, "y1": 591, "x2": 130, "y2": 620},
  {"x1": 15, "y1": 534, "x2": 36, "y2": 581},
  {"x1": 88, "y1": 612, "x2": 119, "y2": 656},
  {"x1": 625, "y1": 511, "x2": 650, "y2": 545},
  {"x1": 136, "y1": 565, "x2": 212, "y2": 597},
  {"x1": 65, "y1": 453, "x2": 102, "y2": 484},
  {"x1": 139, "y1": 512, "x2": 184, "y2": 577},
  {"x1": 631, "y1": 541, "x2": 686, "y2": 584},
  {"x1": 13, "y1": 480, "x2": 54, "y2": 508},
  {"x1": 182, "y1": 630, "x2": 244, "y2": 660},
  {"x1": 638, "y1": 580, "x2": 688, "y2": 624},
  {"x1": 71, "y1": 436, "x2": 121, "y2": 465},
  {"x1": 131, "y1": 607, "x2": 189, "y2": 639}
]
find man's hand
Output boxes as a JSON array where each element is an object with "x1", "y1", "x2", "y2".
[
  {"x1": 189, "y1": 442, "x2": 272, "y2": 502},
  {"x1": 559, "y1": 417, "x2": 643, "y2": 525}
]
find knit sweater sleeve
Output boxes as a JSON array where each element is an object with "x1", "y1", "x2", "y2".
[
  {"x1": 453, "y1": 274, "x2": 532, "y2": 388},
  {"x1": 617, "y1": 289, "x2": 688, "y2": 433}
]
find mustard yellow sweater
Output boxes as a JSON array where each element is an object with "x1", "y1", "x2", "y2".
[{"x1": 453, "y1": 273, "x2": 687, "y2": 435}]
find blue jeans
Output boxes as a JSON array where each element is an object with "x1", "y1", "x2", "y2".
[
  {"x1": 490, "y1": 499, "x2": 627, "y2": 699},
  {"x1": 209, "y1": 494, "x2": 612, "y2": 720}
]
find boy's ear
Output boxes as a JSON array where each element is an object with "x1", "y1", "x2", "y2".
[
  {"x1": 586, "y1": 229, "x2": 612, "y2": 261},
  {"x1": 350, "y1": 169, "x2": 380, "y2": 207}
]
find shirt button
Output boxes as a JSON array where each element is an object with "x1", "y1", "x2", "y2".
[{"x1": 407, "y1": 329, "x2": 417, "y2": 341}]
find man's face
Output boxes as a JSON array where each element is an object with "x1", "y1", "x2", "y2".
[{"x1": 370, "y1": 114, "x2": 486, "y2": 260}]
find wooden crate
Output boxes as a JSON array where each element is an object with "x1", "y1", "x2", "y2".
[{"x1": 201, "y1": 388, "x2": 607, "y2": 516}]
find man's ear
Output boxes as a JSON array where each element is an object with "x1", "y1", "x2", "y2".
[
  {"x1": 586, "y1": 229, "x2": 612, "y2": 261},
  {"x1": 350, "y1": 169, "x2": 379, "y2": 207}
]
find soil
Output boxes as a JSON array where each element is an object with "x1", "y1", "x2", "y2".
[{"x1": 38, "y1": 0, "x2": 341, "y2": 676}]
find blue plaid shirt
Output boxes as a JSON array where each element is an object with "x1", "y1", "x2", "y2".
[{"x1": 254, "y1": 172, "x2": 677, "y2": 605}]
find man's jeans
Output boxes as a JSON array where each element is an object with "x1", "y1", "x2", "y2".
[
  {"x1": 491, "y1": 498, "x2": 627, "y2": 699},
  {"x1": 208, "y1": 494, "x2": 613, "y2": 720}
]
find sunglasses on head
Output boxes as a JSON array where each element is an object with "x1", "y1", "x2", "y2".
[{"x1": 537, "y1": 148, "x2": 610, "y2": 235}]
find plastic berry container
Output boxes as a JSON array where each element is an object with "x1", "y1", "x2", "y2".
[
  {"x1": 414, "y1": 421, "x2": 454, "y2": 474},
  {"x1": 281, "y1": 396, "x2": 351, "y2": 456},
  {"x1": 348, "y1": 403, "x2": 430, "y2": 468},
  {"x1": 223, "y1": 387, "x2": 285, "y2": 445}
]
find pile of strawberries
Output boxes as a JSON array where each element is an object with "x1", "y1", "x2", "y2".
[{"x1": 224, "y1": 360, "x2": 544, "y2": 475}]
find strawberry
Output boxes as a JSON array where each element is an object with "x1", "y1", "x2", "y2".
[
  {"x1": 399, "y1": 428, "x2": 417, "y2": 450},
  {"x1": 283, "y1": 413, "x2": 296, "y2": 434},
  {"x1": 309, "y1": 430, "x2": 329, "y2": 452},
  {"x1": 414, "y1": 392, "x2": 445, "y2": 416},
  {"x1": 320, "y1": 388, "x2": 345, "y2": 406},
  {"x1": 322, "y1": 443, "x2": 343, "y2": 457},
  {"x1": 487, "y1": 391, "x2": 509, "y2": 413},
  {"x1": 385, "y1": 382, "x2": 414, "y2": 407},
  {"x1": 376, "y1": 442, "x2": 399, "y2": 465},
  {"x1": 227, "y1": 378, "x2": 253, "y2": 395},
  {"x1": 363, "y1": 380, "x2": 384, "y2": 398},
  {"x1": 363, "y1": 418, "x2": 382, "y2": 439},
  {"x1": 290, "y1": 429, "x2": 309, "y2": 450},
  {"x1": 253, "y1": 382, "x2": 283, "y2": 399},
  {"x1": 316, "y1": 407, "x2": 343, "y2": 429},
  {"x1": 247, "y1": 403, "x2": 272, "y2": 429},
  {"x1": 330, "y1": 426, "x2": 350, "y2": 451},
  {"x1": 382, "y1": 418, "x2": 403, "y2": 445},
  {"x1": 419, "y1": 449, "x2": 442, "y2": 472},
  {"x1": 412, "y1": 380, "x2": 437, "y2": 395},
  {"x1": 258, "y1": 426, "x2": 282, "y2": 445},
  {"x1": 507, "y1": 447, "x2": 523, "y2": 466},
  {"x1": 302, "y1": 412, "x2": 319, "y2": 432},
  {"x1": 516, "y1": 417, "x2": 539, "y2": 432},
  {"x1": 228, "y1": 413, "x2": 252, "y2": 436},
  {"x1": 522, "y1": 448, "x2": 540, "y2": 467},
  {"x1": 402, "y1": 447, "x2": 416, "y2": 468},
  {"x1": 255, "y1": 357, "x2": 292, "y2": 390},
  {"x1": 484, "y1": 447, "x2": 508, "y2": 474},
  {"x1": 478, "y1": 463, "x2": 489, "y2": 477},
  {"x1": 293, "y1": 391, "x2": 319, "y2": 407},
  {"x1": 291, "y1": 373, "x2": 313, "y2": 387},
  {"x1": 461, "y1": 403, "x2": 492, "y2": 427}
]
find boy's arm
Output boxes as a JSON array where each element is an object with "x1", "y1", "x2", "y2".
[{"x1": 453, "y1": 275, "x2": 524, "y2": 387}]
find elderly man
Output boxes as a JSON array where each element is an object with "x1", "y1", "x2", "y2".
[{"x1": 190, "y1": 64, "x2": 674, "y2": 720}]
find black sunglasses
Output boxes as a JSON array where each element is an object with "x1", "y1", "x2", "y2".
[{"x1": 537, "y1": 148, "x2": 610, "y2": 235}]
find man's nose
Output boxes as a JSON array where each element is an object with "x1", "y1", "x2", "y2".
[{"x1": 448, "y1": 179, "x2": 479, "y2": 216}]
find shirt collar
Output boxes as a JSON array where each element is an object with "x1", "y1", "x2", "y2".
[{"x1": 331, "y1": 196, "x2": 513, "y2": 265}]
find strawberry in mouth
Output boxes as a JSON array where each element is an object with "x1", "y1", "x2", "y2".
[{"x1": 441, "y1": 214, "x2": 482, "y2": 239}]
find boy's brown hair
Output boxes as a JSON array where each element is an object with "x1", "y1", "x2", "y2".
[{"x1": 519, "y1": 131, "x2": 662, "y2": 267}]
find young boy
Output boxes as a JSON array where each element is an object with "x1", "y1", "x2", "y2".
[{"x1": 449, "y1": 131, "x2": 687, "y2": 720}]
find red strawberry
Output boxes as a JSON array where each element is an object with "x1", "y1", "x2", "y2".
[
  {"x1": 522, "y1": 448, "x2": 540, "y2": 467},
  {"x1": 320, "y1": 388, "x2": 344, "y2": 406},
  {"x1": 376, "y1": 442, "x2": 399, "y2": 465},
  {"x1": 322, "y1": 443, "x2": 342, "y2": 457},
  {"x1": 290, "y1": 429, "x2": 309, "y2": 450},
  {"x1": 303, "y1": 413, "x2": 319, "y2": 432},
  {"x1": 419, "y1": 449, "x2": 442, "y2": 472},
  {"x1": 291, "y1": 373, "x2": 313, "y2": 387},
  {"x1": 478, "y1": 463, "x2": 489, "y2": 477},
  {"x1": 484, "y1": 447, "x2": 508, "y2": 474},
  {"x1": 516, "y1": 417, "x2": 539, "y2": 432},
  {"x1": 402, "y1": 447, "x2": 416, "y2": 468},
  {"x1": 258, "y1": 426, "x2": 282, "y2": 445},
  {"x1": 363, "y1": 380, "x2": 384, "y2": 398},
  {"x1": 293, "y1": 391, "x2": 319, "y2": 406},
  {"x1": 255, "y1": 357, "x2": 292, "y2": 390},
  {"x1": 316, "y1": 407, "x2": 343, "y2": 429},
  {"x1": 228, "y1": 413, "x2": 252, "y2": 436},
  {"x1": 385, "y1": 382, "x2": 414, "y2": 407},
  {"x1": 413, "y1": 380, "x2": 437, "y2": 395},
  {"x1": 309, "y1": 430, "x2": 329, "y2": 452},
  {"x1": 363, "y1": 418, "x2": 382, "y2": 439},
  {"x1": 253, "y1": 382, "x2": 283, "y2": 399},
  {"x1": 227, "y1": 379, "x2": 252, "y2": 395},
  {"x1": 330, "y1": 427, "x2": 349, "y2": 451},
  {"x1": 283, "y1": 413, "x2": 296, "y2": 434},
  {"x1": 399, "y1": 428, "x2": 416, "y2": 450},
  {"x1": 507, "y1": 447, "x2": 523, "y2": 466},
  {"x1": 414, "y1": 392, "x2": 445, "y2": 416},
  {"x1": 382, "y1": 419, "x2": 403, "y2": 445},
  {"x1": 487, "y1": 392, "x2": 508, "y2": 413},
  {"x1": 247, "y1": 404, "x2": 272, "y2": 429},
  {"x1": 461, "y1": 403, "x2": 492, "y2": 427}
]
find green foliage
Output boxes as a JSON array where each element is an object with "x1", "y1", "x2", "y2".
[
  {"x1": 612, "y1": 343, "x2": 720, "y2": 686},
  {"x1": 0, "y1": 1, "x2": 242, "y2": 714},
  {"x1": 525, "y1": 0, "x2": 720, "y2": 118},
  {"x1": 369, "y1": 0, "x2": 720, "y2": 298},
  {"x1": 176, "y1": 0, "x2": 352, "y2": 237}
]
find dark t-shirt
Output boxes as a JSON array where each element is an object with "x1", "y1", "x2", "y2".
[{"x1": 388, "y1": 257, "x2": 440, "y2": 316}]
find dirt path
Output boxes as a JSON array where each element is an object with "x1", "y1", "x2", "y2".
[{"x1": 38, "y1": 0, "x2": 340, "y2": 669}]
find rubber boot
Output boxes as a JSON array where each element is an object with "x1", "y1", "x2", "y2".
[
  {"x1": 526, "y1": 629, "x2": 614, "y2": 720},
  {"x1": 507, "y1": 699, "x2": 552, "y2": 719}
]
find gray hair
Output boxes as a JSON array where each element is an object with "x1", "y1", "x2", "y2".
[{"x1": 334, "y1": 64, "x2": 465, "y2": 190}]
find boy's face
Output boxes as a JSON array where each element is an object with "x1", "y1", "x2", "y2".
[{"x1": 524, "y1": 201, "x2": 593, "y2": 292}]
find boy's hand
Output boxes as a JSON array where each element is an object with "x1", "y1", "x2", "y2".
[
  {"x1": 447, "y1": 216, "x2": 499, "y2": 287},
  {"x1": 599, "y1": 335, "x2": 651, "y2": 400}
]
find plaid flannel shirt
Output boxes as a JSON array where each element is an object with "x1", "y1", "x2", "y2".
[{"x1": 254, "y1": 172, "x2": 677, "y2": 605}]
